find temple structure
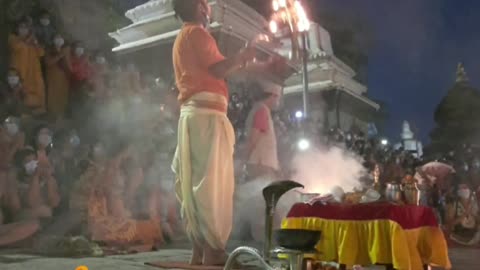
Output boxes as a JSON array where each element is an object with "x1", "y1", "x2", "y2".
[
  {"x1": 394, "y1": 121, "x2": 423, "y2": 158},
  {"x1": 109, "y1": 0, "x2": 380, "y2": 132},
  {"x1": 279, "y1": 23, "x2": 379, "y2": 132}
]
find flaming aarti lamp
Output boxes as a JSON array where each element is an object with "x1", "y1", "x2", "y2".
[{"x1": 268, "y1": 0, "x2": 311, "y2": 118}]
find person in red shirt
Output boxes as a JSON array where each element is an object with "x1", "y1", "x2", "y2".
[
  {"x1": 69, "y1": 42, "x2": 93, "y2": 122},
  {"x1": 245, "y1": 82, "x2": 282, "y2": 180},
  {"x1": 70, "y1": 42, "x2": 92, "y2": 84}
]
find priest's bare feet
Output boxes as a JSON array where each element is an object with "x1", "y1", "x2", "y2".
[
  {"x1": 190, "y1": 242, "x2": 204, "y2": 265},
  {"x1": 203, "y1": 246, "x2": 228, "y2": 266}
]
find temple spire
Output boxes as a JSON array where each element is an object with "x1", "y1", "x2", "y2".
[{"x1": 456, "y1": 62, "x2": 469, "y2": 83}]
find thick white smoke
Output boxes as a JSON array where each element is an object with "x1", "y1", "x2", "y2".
[
  {"x1": 233, "y1": 144, "x2": 367, "y2": 243},
  {"x1": 291, "y1": 144, "x2": 367, "y2": 194}
]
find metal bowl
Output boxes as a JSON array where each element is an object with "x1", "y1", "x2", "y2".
[{"x1": 274, "y1": 229, "x2": 321, "y2": 251}]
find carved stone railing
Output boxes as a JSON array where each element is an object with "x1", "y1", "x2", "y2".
[{"x1": 125, "y1": 0, "x2": 172, "y2": 23}]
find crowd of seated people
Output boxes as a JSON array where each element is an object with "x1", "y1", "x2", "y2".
[{"x1": 0, "y1": 9, "x2": 182, "y2": 254}]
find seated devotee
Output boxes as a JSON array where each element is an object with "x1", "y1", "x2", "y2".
[
  {"x1": 31, "y1": 124, "x2": 54, "y2": 172},
  {"x1": 145, "y1": 152, "x2": 182, "y2": 241},
  {"x1": 34, "y1": 10, "x2": 57, "y2": 48},
  {"x1": 45, "y1": 33, "x2": 71, "y2": 120},
  {"x1": 0, "y1": 117, "x2": 25, "y2": 170},
  {"x1": 445, "y1": 181, "x2": 480, "y2": 245},
  {"x1": 124, "y1": 63, "x2": 143, "y2": 95},
  {"x1": 0, "y1": 120, "x2": 39, "y2": 246},
  {"x1": 67, "y1": 141, "x2": 108, "y2": 236},
  {"x1": 0, "y1": 170, "x2": 40, "y2": 247},
  {"x1": 86, "y1": 141, "x2": 163, "y2": 248},
  {"x1": 90, "y1": 51, "x2": 110, "y2": 101},
  {"x1": 8, "y1": 18, "x2": 46, "y2": 114},
  {"x1": 13, "y1": 147, "x2": 60, "y2": 221},
  {"x1": 1, "y1": 68, "x2": 31, "y2": 117},
  {"x1": 69, "y1": 42, "x2": 93, "y2": 122},
  {"x1": 70, "y1": 42, "x2": 92, "y2": 85},
  {"x1": 49, "y1": 129, "x2": 82, "y2": 212}
]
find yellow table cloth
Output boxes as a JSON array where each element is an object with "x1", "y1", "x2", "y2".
[{"x1": 281, "y1": 202, "x2": 451, "y2": 270}]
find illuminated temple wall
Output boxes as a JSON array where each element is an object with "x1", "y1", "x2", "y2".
[{"x1": 109, "y1": 0, "x2": 379, "y2": 132}]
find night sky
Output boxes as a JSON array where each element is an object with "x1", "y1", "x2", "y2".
[
  {"x1": 119, "y1": 0, "x2": 480, "y2": 143},
  {"x1": 315, "y1": 0, "x2": 480, "y2": 143}
]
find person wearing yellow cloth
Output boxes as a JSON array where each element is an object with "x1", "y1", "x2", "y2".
[
  {"x1": 8, "y1": 19, "x2": 46, "y2": 114},
  {"x1": 45, "y1": 34, "x2": 72, "y2": 119},
  {"x1": 171, "y1": 0, "x2": 278, "y2": 266}
]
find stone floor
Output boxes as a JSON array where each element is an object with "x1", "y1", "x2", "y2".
[{"x1": 0, "y1": 243, "x2": 477, "y2": 270}]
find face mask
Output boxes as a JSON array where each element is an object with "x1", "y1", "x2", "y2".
[
  {"x1": 18, "y1": 27, "x2": 29, "y2": 37},
  {"x1": 474, "y1": 160, "x2": 480, "y2": 169},
  {"x1": 203, "y1": 14, "x2": 211, "y2": 29},
  {"x1": 93, "y1": 145, "x2": 105, "y2": 160},
  {"x1": 458, "y1": 188, "x2": 471, "y2": 199},
  {"x1": 38, "y1": 134, "x2": 52, "y2": 146},
  {"x1": 69, "y1": 135, "x2": 80, "y2": 147},
  {"x1": 24, "y1": 160, "x2": 38, "y2": 176},
  {"x1": 200, "y1": 3, "x2": 211, "y2": 30},
  {"x1": 5, "y1": 123, "x2": 18, "y2": 136},
  {"x1": 272, "y1": 96, "x2": 281, "y2": 110},
  {"x1": 75, "y1": 47, "x2": 84, "y2": 57},
  {"x1": 7, "y1": 76, "x2": 19, "y2": 87},
  {"x1": 127, "y1": 64, "x2": 136, "y2": 72},
  {"x1": 133, "y1": 96, "x2": 142, "y2": 104},
  {"x1": 54, "y1": 38, "x2": 64, "y2": 47},
  {"x1": 40, "y1": 18, "x2": 50, "y2": 26},
  {"x1": 96, "y1": 57, "x2": 106, "y2": 65}
]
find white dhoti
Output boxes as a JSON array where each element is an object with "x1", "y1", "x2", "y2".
[{"x1": 172, "y1": 92, "x2": 235, "y2": 250}]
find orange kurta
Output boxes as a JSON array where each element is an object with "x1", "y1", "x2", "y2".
[
  {"x1": 8, "y1": 34, "x2": 45, "y2": 111},
  {"x1": 172, "y1": 23, "x2": 227, "y2": 103},
  {"x1": 46, "y1": 47, "x2": 71, "y2": 117}
]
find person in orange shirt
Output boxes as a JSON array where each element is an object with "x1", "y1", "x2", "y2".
[
  {"x1": 171, "y1": 0, "x2": 275, "y2": 266},
  {"x1": 8, "y1": 19, "x2": 45, "y2": 114}
]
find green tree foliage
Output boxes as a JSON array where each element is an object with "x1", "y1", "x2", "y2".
[{"x1": 429, "y1": 64, "x2": 480, "y2": 152}]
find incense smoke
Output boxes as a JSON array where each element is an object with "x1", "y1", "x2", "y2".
[
  {"x1": 291, "y1": 145, "x2": 367, "y2": 195},
  {"x1": 233, "y1": 144, "x2": 367, "y2": 242}
]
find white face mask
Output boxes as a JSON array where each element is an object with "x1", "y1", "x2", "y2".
[
  {"x1": 127, "y1": 64, "x2": 136, "y2": 72},
  {"x1": 203, "y1": 14, "x2": 211, "y2": 29},
  {"x1": 5, "y1": 123, "x2": 19, "y2": 136},
  {"x1": 473, "y1": 159, "x2": 480, "y2": 169},
  {"x1": 96, "y1": 57, "x2": 106, "y2": 65},
  {"x1": 40, "y1": 18, "x2": 50, "y2": 26},
  {"x1": 54, "y1": 38, "x2": 64, "y2": 48},
  {"x1": 93, "y1": 145, "x2": 105, "y2": 160},
  {"x1": 38, "y1": 134, "x2": 52, "y2": 146},
  {"x1": 18, "y1": 27, "x2": 29, "y2": 37},
  {"x1": 24, "y1": 160, "x2": 38, "y2": 176},
  {"x1": 458, "y1": 188, "x2": 471, "y2": 199},
  {"x1": 7, "y1": 76, "x2": 19, "y2": 87},
  {"x1": 200, "y1": 3, "x2": 211, "y2": 29},
  {"x1": 69, "y1": 135, "x2": 80, "y2": 147},
  {"x1": 132, "y1": 96, "x2": 142, "y2": 104},
  {"x1": 75, "y1": 47, "x2": 84, "y2": 57}
]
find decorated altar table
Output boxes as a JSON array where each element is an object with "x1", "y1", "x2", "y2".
[{"x1": 281, "y1": 202, "x2": 451, "y2": 270}]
